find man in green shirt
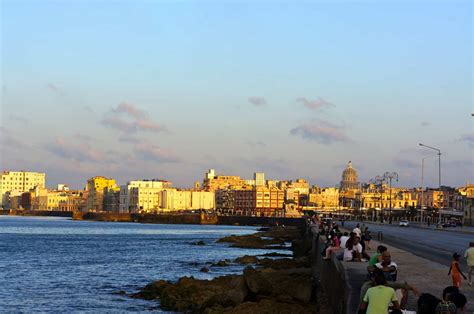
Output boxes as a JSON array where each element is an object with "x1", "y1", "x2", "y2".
[
  {"x1": 369, "y1": 245, "x2": 387, "y2": 267},
  {"x1": 360, "y1": 271, "x2": 400, "y2": 314}
]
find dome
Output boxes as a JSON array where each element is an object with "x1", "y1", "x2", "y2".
[{"x1": 340, "y1": 161, "x2": 359, "y2": 191}]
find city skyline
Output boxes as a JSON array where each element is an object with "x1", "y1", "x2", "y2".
[{"x1": 1, "y1": 1, "x2": 473, "y2": 189}]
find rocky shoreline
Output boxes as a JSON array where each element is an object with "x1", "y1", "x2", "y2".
[{"x1": 131, "y1": 225, "x2": 318, "y2": 313}]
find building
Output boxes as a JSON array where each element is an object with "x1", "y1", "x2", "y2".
[
  {"x1": 254, "y1": 172, "x2": 265, "y2": 186},
  {"x1": 202, "y1": 169, "x2": 245, "y2": 191},
  {"x1": 161, "y1": 189, "x2": 215, "y2": 211},
  {"x1": 308, "y1": 187, "x2": 339, "y2": 209},
  {"x1": 456, "y1": 184, "x2": 474, "y2": 226},
  {"x1": 0, "y1": 171, "x2": 45, "y2": 207},
  {"x1": 215, "y1": 189, "x2": 236, "y2": 214},
  {"x1": 119, "y1": 180, "x2": 172, "y2": 213},
  {"x1": 85, "y1": 176, "x2": 118, "y2": 212},
  {"x1": 340, "y1": 161, "x2": 359, "y2": 191},
  {"x1": 234, "y1": 186, "x2": 285, "y2": 217}
]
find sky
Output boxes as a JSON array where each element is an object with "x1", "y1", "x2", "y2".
[{"x1": 1, "y1": 0, "x2": 473, "y2": 190}]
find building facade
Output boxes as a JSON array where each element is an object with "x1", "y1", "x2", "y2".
[
  {"x1": 85, "y1": 176, "x2": 118, "y2": 212},
  {"x1": 0, "y1": 171, "x2": 45, "y2": 206}
]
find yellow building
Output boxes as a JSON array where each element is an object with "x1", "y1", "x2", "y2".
[
  {"x1": 0, "y1": 171, "x2": 45, "y2": 206},
  {"x1": 85, "y1": 176, "x2": 118, "y2": 212},
  {"x1": 308, "y1": 187, "x2": 339, "y2": 209},
  {"x1": 203, "y1": 169, "x2": 246, "y2": 191},
  {"x1": 361, "y1": 187, "x2": 418, "y2": 209}
]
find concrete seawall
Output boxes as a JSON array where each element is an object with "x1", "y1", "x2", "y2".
[
  {"x1": 309, "y1": 225, "x2": 366, "y2": 314},
  {"x1": 73, "y1": 211, "x2": 305, "y2": 227}
]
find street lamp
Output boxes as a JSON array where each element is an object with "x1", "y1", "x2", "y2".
[
  {"x1": 383, "y1": 172, "x2": 398, "y2": 224},
  {"x1": 419, "y1": 143, "x2": 441, "y2": 189},
  {"x1": 370, "y1": 175, "x2": 385, "y2": 222},
  {"x1": 420, "y1": 154, "x2": 437, "y2": 224}
]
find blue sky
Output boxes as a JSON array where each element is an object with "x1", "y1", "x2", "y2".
[{"x1": 1, "y1": 0, "x2": 472, "y2": 189}]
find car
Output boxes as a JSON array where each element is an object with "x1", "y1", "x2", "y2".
[{"x1": 399, "y1": 220, "x2": 409, "y2": 227}]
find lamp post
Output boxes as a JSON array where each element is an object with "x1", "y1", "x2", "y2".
[
  {"x1": 370, "y1": 175, "x2": 385, "y2": 222},
  {"x1": 419, "y1": 143, "x2": 441, "y2": 189},
  {"x1": 420, "y1": 154, "x2": 437, "y2": 224},
  {"x1": 419, "y1": 143, "x2": 442, "y2": 223},
  {"x1": 383, "y1": 172, "x2": 398, "y2": 224}
]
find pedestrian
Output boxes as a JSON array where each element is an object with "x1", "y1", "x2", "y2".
[
  {"x1": 364, "y1": 227, "x2": 372, "y2": 250},
  {"x1": 359, "y1": 271, "x2": 400, "y2": 314},
  {"x1": 448, "y1": 253, "x2": 467, "y2": 288},
  {"x1": 353, "y1": 223, "x2": 361, "y2": 237},
  {"x1": 463, "y1": 241, "x2": 474, "y2": 286}
]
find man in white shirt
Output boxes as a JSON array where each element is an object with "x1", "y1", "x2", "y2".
[
  {"x1": 353, "y1": 224, "x2": 361, "y2": 237},
  {"x1": 375, "y1": 251, "x2": 398, "y2": 281},
  {"x1": 340, "y1": 232, "x2": 350, "y2": 248}
]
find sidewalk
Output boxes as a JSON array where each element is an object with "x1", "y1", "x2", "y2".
[{"x1": 354, "y1": 237, "x2": 474, "y2": 311}]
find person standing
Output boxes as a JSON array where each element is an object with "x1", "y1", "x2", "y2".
[
  {"x1": 364, "y1": 227, "x2": 372, "y2": 250},
  {"x1": 464, "y1": 242, "x2": 474, "y2": 286},
  {"x1": 448, "y1": 253, "x2": 467, "y2": 288}
]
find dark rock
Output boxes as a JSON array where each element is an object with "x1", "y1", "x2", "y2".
[
  {"x1": 243, "y1": 266, "x2": 273, "y2": 295},
  {"x1": 112, "y1": 290, "x2": 127, "y2": 295},
  {"x1": 220, "y1": 299, "x2": 317, "y2": 314},
  {"x1": 131, "y1": 280, "x2": 169, "y2": 300},
  {"x1": 292, "y1": 237, "x2": 312, "y2": 258},
  {"x1": 212, "y1": 259, "x2": 231, "y2": 267},
  {"x1": 234, "y1": 255, "x2": 258, "y2": 264},
  {"x1": 217, "y1": 234, "x2": 284, "y2": 249},
  {"x1": 260, "y1": 252, "x2": 293, "y2": 257},
  {"x1": 200, "y1": 267, "x2": 210, "y2": 273},
  {"x1": 193, "y1": 240, "x2": 206, "y2": 246}
]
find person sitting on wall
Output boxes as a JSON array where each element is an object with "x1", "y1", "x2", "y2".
[
  {"x1": 360, "y1": 268, "x2": 420, "y2": 310},
  {"x1": 359, "y1": 270, "x2": 400, "y2": 314},
  {"x1": 344, "y1": 236, "x2": 363, "y2": 262}
]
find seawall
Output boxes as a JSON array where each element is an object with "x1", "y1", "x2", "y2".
[
  {"x1": 309, "y1": 225, "x2": 366, "y2": 314},
  {"x1": 2, "y1": 210, "x2": 73, "y2": 217},
  {"x1": 72, "y1": 211, "x2": 305, "y2": 227}
]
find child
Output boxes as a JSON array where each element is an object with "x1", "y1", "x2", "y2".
[{"x1": 448, "y1": 253, "x2": 467, "y2": 288}]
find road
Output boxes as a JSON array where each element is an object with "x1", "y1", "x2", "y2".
[{"x1": 342, "y1": 221, "x2": 472, "y2": 266}]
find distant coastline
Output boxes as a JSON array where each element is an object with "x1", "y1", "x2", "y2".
[{"x1": 1, "y1": 210, "x2": 305, "y2": 227}]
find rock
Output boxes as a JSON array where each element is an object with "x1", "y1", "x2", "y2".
[
  {"x1": 212, "y1": 260, "x2": 231, "y2": 267},
  {"x1": 200, "y1": 267, "x2": 210, "y2": 273},
  {"x1": 217, "y1": 234, "x2": 284, "y2": 249},
  {"x1": 193, "y1": 240, "x2": 206, "y2": 246},
  {"x1": 243, "y1": 266, "x2": 273, "y2": 295},
  {"x1": 292, "y1": 237, "x2": 312, "y2": 258},
  {"x1": 133, "y1": 275, "x2": 249, "y2": 312},
  {"x1": 112, "y1": 290, "x2": 127, "y2": 295},
  {"x1": 221, "y1": 299, "x2": 317, "y2": 314},
  {"x1": 234, "y1": 255, "x2": 258, "y2": 264},
  {"x1": 131, "y1": 280, "x2": 169, "y2": 300},
  {"x1": 260, "y1": 252, "x2": 293, "y2": 257}
]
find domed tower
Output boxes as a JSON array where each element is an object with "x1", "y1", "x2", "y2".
[{"x1": 340, "y1": 161, "x2": 359, "y2": 191}]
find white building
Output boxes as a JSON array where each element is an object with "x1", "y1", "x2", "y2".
[
  {"x1": 0, "y1": 171, "x2": 45, "y2": 206},
  {"x1": 161, "y1": 190, "x2": 215, "y2": 211},
  {"x1": 119, "y1": 180, "x2": 172, "y2": 213}
]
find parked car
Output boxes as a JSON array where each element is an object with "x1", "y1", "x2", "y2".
[{"x1": 399, "y1": 220, "x2": 409, "y2": 227}]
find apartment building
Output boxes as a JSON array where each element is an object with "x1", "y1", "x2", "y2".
[{"x1": 0, "y1": 171, "x2": 45, "y2": 206}]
